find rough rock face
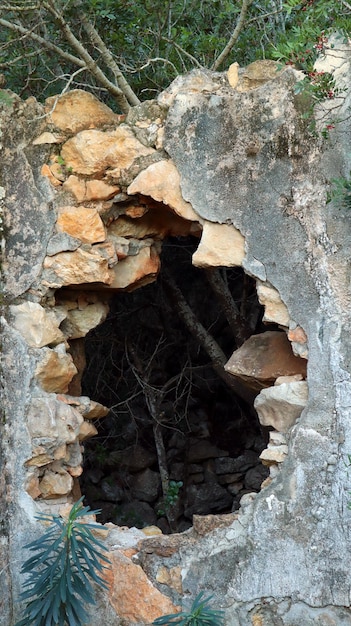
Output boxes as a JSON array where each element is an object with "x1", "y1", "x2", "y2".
[{"x1": 2, "y1": 39, "x2": 351, "y2": 626}]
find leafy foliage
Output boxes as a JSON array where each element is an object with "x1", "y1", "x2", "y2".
[
  {"x1": 269, "y1": 0, "x2": 350, "y2": 73},
  {"x1": 153, "y1": 592, "x2": 225, "y2": 626},
  {"x1": 0, "y1": 0, "x2": 349, "y2": 109},
  {"x1": 0, "y1": 91, "x2": 14, "y2": 105},
  {"x1": 327, "y1": 171, "x2": 351, "y2": 211},
  {"x1": 15, "y1": 497, "x2": 110, "y2": 626},
  {"x1": 157, "y1": 480, "x2": 183, "y2": 517}
]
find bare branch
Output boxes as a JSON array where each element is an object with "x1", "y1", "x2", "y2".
[
  {"x1": 129, "y1": 57, "x2": 179, "y2": 75},
  {"x1": 161, "y1": 36, "x2": 204, "y2": 69},
  {"x1": 162, "y1": 270, "x2": 256, "y2": 405},
  {"x1": 205, "y1": 268, "x2": 252, "y2": 347},
  {"x1": 78, "y1": 11, "x2": 140, "y2": 107},
  {"x1": 162, "y1": 270, "x2": 227, "y2": 371},
  {"x1": 28, "y1": 66, "x2": 88, "y2": 121},
  {"x1": 211, "y1": 0, "x2": 252, "y2": 71},
  {"x1": 0, "y1": 17, "x2": 86, "y2": 68},
  {"x1": 1, "y1": 3, "x2": 40, "y2": 9},
  {"x1": 42, "y1": 0, "x2": 131, "y2": 112}
]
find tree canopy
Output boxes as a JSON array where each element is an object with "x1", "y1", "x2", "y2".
[{"x1": 0, "y1": 0, "x2": 350, "y2": 112}]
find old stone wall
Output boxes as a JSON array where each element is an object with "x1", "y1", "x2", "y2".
[{"x1": 1, "y1": 36, "x2": 351, "y2": 626}]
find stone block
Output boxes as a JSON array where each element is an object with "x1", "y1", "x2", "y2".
[
  {"x1": 10, "y1": 302, "x2": 65, "y2": 348},
  {"x1": 35, "y1": 346, "x2": 77, "y2": 393},
  {"x1": 192, "y1": 222, "x2": 245, "y2": 268},
  {"x1": 256, "y1": 280, "x2": 290, "y2": 327},
  {"x1": 56, "y1": 206, "x2": 106, "y2": 244},
  {"x1": 254, "y1": 381, "x2": 308, "y2": 432},
  {"x1": 105, "y1": 550, "x2": 179, "y2": 622},
  {"x1": 45, "y1": 89, "x2": 120, "y2": 133},
  {"x1": 225, "y1": 331, "x2": 307, "y2": 391},
  {"x1": 127, "y1": 159, "x2": 199, "y2": 221},
  {"x1": 61, "y1": 126, "x2": 155, "y2": 177}
]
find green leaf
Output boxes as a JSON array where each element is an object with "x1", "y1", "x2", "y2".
[{"x1": 15, "y1": 497, "x2": 111, "y2": 626}]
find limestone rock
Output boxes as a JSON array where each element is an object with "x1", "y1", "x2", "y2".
[
  {"x1": 10, "y1": 302, "x2": 65, "y2": 348},
  {"x1": 188, "y1": 441, "x2": 229, "y2": 463},
  {"x1": 33, "y1": 131, "x2": 65, "y2": 145},
  {"x1": 125, "y1": 100, "x2": 167, "y2": 147},
  {"x1": 67, "y1": 338, "x2": 86, "y2": 396},
  {"x1": 25, "y1": 470, "x2": 41, "y2": 499},
  {"x1": 113, "y1": 501, "x2": 157, "y2": 528},
  {"x1": 83, "y1": 400, "x2": 110, "y2": 420},
  {"x1": 63, "y1": 176, "x2": 120, "y2": 202},
  {"x1": 254, "y1": 381, "x2": 309, "y2": 432},
  {"x1": 192, "y1": 513, "x2": 238, "y2": 535},
  {"x1": 27, "y1": 396, "x2": 83, "y2": 448},
  {"x1": 78, "y1": 420, "x2": 98, "y2": 441},
  {"x1": 48, "y1": 157, "x2": 66, "y2": 182},
  {"x1": 41, "y1": 163, "x2": 62, "y2": 188},
  {"x1": 56, "y1": 394, "x2": 109, "y2": 420},
  {"x1": 46, "y1": 233, "x2": 81, "y2": 256},
  {"x1": 256, "y1": 280, "x2": 290, "y2": 327},
  {"x1": 56, "y1": 206, "x2": 106, "y2": 244},
  {"x1": 106, "y1": 445, "x2": 156, "y2": 472},
  {"x1": 141, "y1": 526, "x2": 163, "y2": 536},
  {"x1": 192, "y1": 222, "x2": 245, "y2": 268},
  {"x1": 236, "y1": 60, "x2": 284, "y2": 92},
  {"x1": 35, "y1": 346, "x2": 77, "y2": 393},
  {"x1": 105, "y1": 551, "x2": 179, "y2": 622},
  {"x1": 215, "y1": 451, "x2": 259, "y2": 474},
  {"x1": 108, "y1": 245, "x2": 160, "y2": 290},
  {"x1": 158, "y1": 69, "x2": 221, "y2": 108},
  {"x1": 43, "y1": 247, "x2": 112, "y2": 287},
  {"x1": 107, "y1": 209, "x2": 196, "y2": 240},
  {"x1": 259, "y1": 445, "x2": 289, "y2": 465},
  {"x1": 94, "y1": 241, "x2": 118, "y2": 268},
  {"x1": 45, "y1": 89, "x2": 120, "y2": 133},
  {"x1": 244, "y1": 465, "x2": 269, "y2": 490},
  {"x1": 130, "y1": 469, "x2": 161, "y2": 503},
  {"x1": 100, "y1": 480, "x2": 124, "y2": 503},
  {"x1": 60, "y1": 301, "x2": 109, "y2": 339},
  {"x1": 275, "y1": 375, "x2": 303, "y2": 385},
  {"x1": 225, "y1": 331, "x2": 307, "y2": 391},
  {"x1": 127, "y1": 159, "x2": 199, "y2": 221},
  {"x1": 156, "y1": 566, "x2": 182, "y2": 593},
  {"x1": 60, "y1": 126, "x2": 155, "y2": 177},
  {"x1": 184, "y1": 479, "x2": 232, "y2": 518},
  {"x1": 39, "y1": 469, "x2": 73, "y2": 498},
  {"x1": 227, "y1": 62, "x2": 239, "y2": 89},
  {"x1": 288, "y1": 323, "x2": 308, "y2": 359}
]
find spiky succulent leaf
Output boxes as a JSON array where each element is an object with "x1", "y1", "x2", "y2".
[
  {"x1": 153, "y1": 593, "x2": 225, "y2": 626},
  {"x1": 15, "y1": 497, "x2": 110, "y2": 626}
]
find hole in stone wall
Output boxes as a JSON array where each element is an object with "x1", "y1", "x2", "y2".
[{"x1": 77, "y1": 236, "x2": 283, "y2": 533}]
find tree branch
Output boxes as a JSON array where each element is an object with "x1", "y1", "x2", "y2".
[
  {"x1": 162, "y1": 270, "x2": 256, "y2": 404},
  {"x1": 41, "y1": 0, "x2": 131, "y2": 112},
  {"x1": 162, "y1": 270, "x2": 227, "y2": 371},
  {"x1": 211, "y1": 0, "x2": 252, "y2": 71},
  {"x1": 205, "y1": 268, "x2": 252, "y2": 347},
  {"x1": 78, "y1": 11, "x2": 140, "y2": 107},
  {"x1": 0, "y1": 17, "x2": 86, "y2": 68},
  {"x1": 161, "y1": 36, "x2": 204, "y2": 69}
]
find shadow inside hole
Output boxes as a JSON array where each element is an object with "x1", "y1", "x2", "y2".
[{"x1": 79, "y1": 236, "x2": 271, "y2": 533}]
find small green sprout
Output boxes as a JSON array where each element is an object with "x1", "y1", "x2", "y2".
[{"x1": 153, "y1": 592, "x2": 225, "y2": 626}]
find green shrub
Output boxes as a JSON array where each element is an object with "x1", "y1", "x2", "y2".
[
  {"x1": 327, "y1": 172, "x2": 351, "y2": 211},
  {"x1": 15, "y1": 497, "x2": 110, "y2": 626},
  {"x1": 153, "y1": 592, "x2": 225, "y2": 626}
]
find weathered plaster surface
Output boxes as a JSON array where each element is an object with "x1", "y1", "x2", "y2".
[
  {"x1": 2, "y1": 39, "x2": 351, "y2": 626},
  {"x1": 160, "y1": 48, "x2": 351, "y2": 623}
]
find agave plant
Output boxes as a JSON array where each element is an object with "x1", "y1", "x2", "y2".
[
  {"x1": 153, "y1": 592, "x2": 225, "y2": 626},
  {"x1": 15, "y1": 497, "x2": 110, "y2": 626}
]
